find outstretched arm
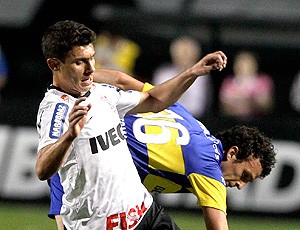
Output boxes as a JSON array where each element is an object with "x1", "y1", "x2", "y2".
[
  {"x1": 93, "y1": 69, "x2": 144, "y2": 91},
  {"x1": 202, "y1": 207, "x2": 229, "y2": 230},
  {"x1": 130, "y1": 51, "x2": 227, "y2": 114}
]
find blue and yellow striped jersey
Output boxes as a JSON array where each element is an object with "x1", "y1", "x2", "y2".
[{"x1": 124, "y1": 102, "x2": 227, "y2": 213}]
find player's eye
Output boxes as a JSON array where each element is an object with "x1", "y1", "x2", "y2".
[{"x1": 242, "y1": 171, "x2": 252, "y2": 182}]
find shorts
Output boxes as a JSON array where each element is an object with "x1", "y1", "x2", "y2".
[
  {"x1": 62, "y1": 201, "x2": 180, "y2": 230},
  {"x1": 135, "y1": 201, "x2": 181, "y2": 230}
]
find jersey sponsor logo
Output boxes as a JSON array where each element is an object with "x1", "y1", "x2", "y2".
[
  {"x1": 89, "y1": 123, "x2": 125, "y2": 154},
  {"x1": 49, "y1": 103, "x2": 68, "y2": 139},
  {"x1": 106, "y1": 202, "x2": 148, "y2": 230},
  {"x1": 212, "y1": 140, "x2": 222, "y2": 161},
  {"x1": 144, "y1": 174, "x2": 183, "y2": 193},
  {"x1": 152, "y1": 185, "x2": 166, "y2": 193}
]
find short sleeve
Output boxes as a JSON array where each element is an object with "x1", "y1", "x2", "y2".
[
  {"x1": 37, "y1": 102, "x2": 70, "y2": 151},
  {"x1": 142, "y1": 82, "x2": 154, "y2": 92},
  {"x1": 116, "y1": 90, "x2": 141, "y2": 118},
  {"x1": 188, "y1": 173, "x2": 227, "y2": 214}
]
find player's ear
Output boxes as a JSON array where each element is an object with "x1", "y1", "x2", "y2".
[
  {"x1": 226, "y1": 146, "x2": 239, "y2": 161},
  {"x1": 47, "y1": 58, "x2": 60, "y2": 71}
]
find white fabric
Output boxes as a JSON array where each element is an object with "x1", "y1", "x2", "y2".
[{"x1": 37, "y1": 83, "x2": 153, "y2": 229}]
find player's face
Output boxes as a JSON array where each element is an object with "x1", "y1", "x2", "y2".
[
  {"x1": 221, "y1": 147, "x2": 262, "y2": 190},
  {"x1": 56, "y1": 44, "x2": 96, "y2": 96}
]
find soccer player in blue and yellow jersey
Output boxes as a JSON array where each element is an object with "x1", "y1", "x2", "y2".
[{"x1": 48, "y1": 69, "x2": 276, "y2": 230}]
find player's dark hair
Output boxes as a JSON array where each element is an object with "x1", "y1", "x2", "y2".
[
  {"x1": 215, "y1": 125, "x2": 276, "y2": 178},
  {"x1": 41, "y1": 20, "x2": 96, "y2": 62}
]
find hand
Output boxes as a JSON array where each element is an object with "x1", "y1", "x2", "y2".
[
  {"x1": 67, "y1": 97, "x2": 91, "y2": 140},
  {"x1": 190, "y1": 51, "x2": 227, "y2": 76}
]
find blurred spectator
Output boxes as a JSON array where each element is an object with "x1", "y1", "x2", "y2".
[
  {"x1": 219, "y1": 51, "x2": 274, "y2": 121},
  {"x1": 290, "y1": 71, "x2": 300, "y2": 113},
  {"x1": 0, "y1": 44, "x2": 8, "y2": 103},
  {"x1": 94, "y1": 30, "x2": 140, "y2": 75},
  {"x1": 152, "y1": 36, "x2": 213, "y2": 119}
]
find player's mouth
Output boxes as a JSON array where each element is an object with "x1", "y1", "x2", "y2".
[
  {"x1": 226, "y1": 182, "x2": 235, "y2": 188},
  {"x1": 81, "y1": 77, "x2": 92, "y2": 86}
]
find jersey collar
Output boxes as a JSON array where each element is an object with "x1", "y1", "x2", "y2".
[{"x1": 48, "y1": 85, "x2": 91, "y2": 98}]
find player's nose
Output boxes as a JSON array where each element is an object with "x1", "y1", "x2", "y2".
[{"x1": 237, "y1": 181, "x2": 246, "y2": 190}]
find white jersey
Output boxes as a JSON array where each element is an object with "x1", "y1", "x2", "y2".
[{"x1": 37, "y1": 83, "x2": 153, "y2": 230}]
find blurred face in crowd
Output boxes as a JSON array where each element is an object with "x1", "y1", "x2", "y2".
[
  {"x1": 170, "y1": 37, "x2": 201, "y2": 70},
  {"x1": 50, "y1": 44, "x2": 96, "y2": 96},
  {"x1": 233, "y1": 51, "x2": 258, "y2": 78},
  {"x1": 221, "y1": 146, "x2": 263, "y2": 190}
]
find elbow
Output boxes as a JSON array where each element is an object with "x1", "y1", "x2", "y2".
[
  {"x1": 36, "y1": 170, "x2": 48, "y2": 181},
  {"x1": 36, "y1": 164, "x2": 51, "y2": 181},
  {"x1": 114, "y1": 71, "x2": 127, "y2": 90}
]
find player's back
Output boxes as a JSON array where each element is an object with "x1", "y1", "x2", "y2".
[{"x1": 124, "y1": 103, "x2": 224, "y2": 194}]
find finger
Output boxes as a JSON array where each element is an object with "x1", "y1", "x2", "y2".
[
  {"x1": 69, "y1": 115, "x2": 86, "y2": 126},
  {"x1": 69, "y1": 109, "x2": 88, "y2": 122},
  {"x1": 74, "y1": 97, "x2": 87, "y2": 105},
  {"x1": 213, "y1": 52, "x2": 227, "y2": 71},
  {"x1": 71, "y1": 98, "x2": 90, "y2": 113}
]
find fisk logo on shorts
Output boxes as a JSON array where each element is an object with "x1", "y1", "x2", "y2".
[
  {"x1": 49, "y1": 103, "x2": 69, "y2": 139},
  {"x1": 106, "y1": 202, "x2": 148, "y2": 230}
]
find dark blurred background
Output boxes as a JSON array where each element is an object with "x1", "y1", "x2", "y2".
[{"x1": 0, "y1": 0, "x2": 300, "y2": 131}]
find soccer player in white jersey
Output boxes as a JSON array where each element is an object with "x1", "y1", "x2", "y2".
[{"x1": 36, "y1": 20, "x2": 227, "y2": 229}]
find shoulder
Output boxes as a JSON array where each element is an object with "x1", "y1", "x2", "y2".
[
  {"x1": 91, "y1": 83, "x2": 124, "y2": 98},
  {"x1": 38, "y1": 89, "x2": 76, "y2": 117},
  {"x1": 92, "y1": 82, "x2": 120, "y2": 90},
  {"x1": 257, "y1": 74, "x2": 274, "y2": 87}
]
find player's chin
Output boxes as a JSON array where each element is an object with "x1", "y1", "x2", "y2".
[{"x1": 80, "y1": 83, "x2": 93, "y2": 92}]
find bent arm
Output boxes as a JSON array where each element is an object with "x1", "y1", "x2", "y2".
[
  {"x1": 129, "y1": 51, "x2": 227, "y2": 114},
  {"x1": 93, "y1": 69, "x2": 144, "y2": 91},
  {"x1": 202, "y1": 206, "x2": 229, "y2": 230},
  {"x1": 36, "y1": 97, "x2": 91, "y2": 180},
  {"x1": 36, "y1": 135, "x2": 73, "y2": 181}
]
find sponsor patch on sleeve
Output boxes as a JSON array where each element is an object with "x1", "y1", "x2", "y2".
[{"x1": 49, "y1": 103, "x2": 69, "y2": 139}]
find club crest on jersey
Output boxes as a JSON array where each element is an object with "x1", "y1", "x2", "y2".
[
  {"x1": 49, "y1": 103, "x2": 69, "y2": 139},
  {"x1": 60, "y1": 94, "x2": 69, "y2": 102}
]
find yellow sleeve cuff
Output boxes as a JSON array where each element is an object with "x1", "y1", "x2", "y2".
[
  {"x1": 142, "y1": 82, "x2": 154, "y2": 92},
  {"x1": 189, "y1": 173, "x2": 227, "y2": 214}
]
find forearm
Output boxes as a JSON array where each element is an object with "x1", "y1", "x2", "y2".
[
  {"x1": 145, "y1": 68, "x2": 198, "y2": 112},
  {"x1": 36, "y1": 98, "x2": 90, "y2": 180},
  {"x1": 130, "y1": 51, "x2": 227, "y2": 114},
  {"x1": 202, "y1": 207, "x2": 229, "y2": 230},
  {"x1": 36, "y1": 132, "x2": 74, "y2": 181}
]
